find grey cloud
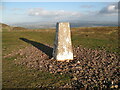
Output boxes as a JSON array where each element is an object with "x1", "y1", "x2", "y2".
[{"x1": 99, "y1": 3, "x2": 118, "y2": 15}]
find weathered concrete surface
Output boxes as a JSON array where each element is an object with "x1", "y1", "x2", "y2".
[{"x1": 53, "y1": 22, "x2": 73, "y2": 61}]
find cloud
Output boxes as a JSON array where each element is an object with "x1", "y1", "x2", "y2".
[
  {"x1": 99, "y1": 3, "x2": 118, "y2": 15},
  {"x1": 28, "y1": 8, "x2": 82, "y2": 21}
]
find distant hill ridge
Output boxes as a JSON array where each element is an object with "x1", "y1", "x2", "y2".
[
  {"x1": 0, "y1": 23, "x2": 10, "y2": 27},
  {"x1": 1, "y1": 23, "x2": 118, "y2": 31},
  {"x1": 1, "y1": 23, "x2": 27, "y2": 31}
]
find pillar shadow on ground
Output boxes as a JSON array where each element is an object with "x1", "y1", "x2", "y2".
[{"x1": 19, "y1": 38, "x2": 53, "y2": 58}]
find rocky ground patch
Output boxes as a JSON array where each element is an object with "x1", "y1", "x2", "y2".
[{"x1": 4, "y1": 45, "x2": 120, "y2": 89}]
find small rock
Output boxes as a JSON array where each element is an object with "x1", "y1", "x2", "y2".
[
  {"x1": 110, "y1": 85, "x2": 115, "y2": 89},
  {"x1": 74, "y1": 55, "x2": 77, "y2": 57},
  {"x1": 57, "y1": 68, "x2": 62, "y2": 72},
  {"x1": 49, "y1": 65, "x2": 53, "y2": 68},
  {"x1": 14, "y1": 59, "x2": 17, "y2": 60},
  {"x1": 76, "y1": 70, "x2": 79, "y2": 74},
  {"x1": 72, "y1": 76, "x2": 78, "y2": 80},
  {"x1": 114, "y1": 85, "x2": 118, "y2": 88},
  {"x1": 60, "y1": 73, "x2": 63, "y2": 75},
  {"x1": 77, "y1": 61, "x2": 80, "y2": 64}
]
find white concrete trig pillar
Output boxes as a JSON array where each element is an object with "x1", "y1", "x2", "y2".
[{"x1": 53, "y1": 22, "x2": 73, "y2": 61}]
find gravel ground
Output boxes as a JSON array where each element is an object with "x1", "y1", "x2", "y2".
[{"x1": 4, "y1": 45, "x2": 120, "y2": 89}]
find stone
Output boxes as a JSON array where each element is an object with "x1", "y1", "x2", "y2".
[
  {"x1": 76, "y1": 70, "x2": 80, "y2": 74},
  {"x1": 77, "y1": 61, "x2": 80, "y2": 64},
  {"x1": 49, "y1": 65, "x2": 53, "y2": 68},
  {"x1": 110, "y1": 85, "x2": 115, "y2": 88},
  {"x1": 72, "y1": 76, "x2": 78, "y2": 80},
  {"x1": 53, "y1": 22, "x2": 73, "y2": 61},
  {"x1": 114, "y1": 85, "x2": 118, "y2": 88}
]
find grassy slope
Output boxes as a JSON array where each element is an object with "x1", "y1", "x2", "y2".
[
  {"x1": 2, "y1": 26, "x2": 118, "y2": 88},
  {"x1": 71, "y1": 27, "x2": 118, "y2": 53}
]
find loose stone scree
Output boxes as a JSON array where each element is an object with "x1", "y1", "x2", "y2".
[{"x1": 53, "y1": 22, "x2": 73, "y2": 61}]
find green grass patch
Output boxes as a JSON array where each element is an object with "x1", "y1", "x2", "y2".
[{"x1": 3, "y1": 59, "x2": 70, "y2": 88}]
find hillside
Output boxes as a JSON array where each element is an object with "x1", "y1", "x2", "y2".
[
  {"x1": 2, "y1": 24, "x2": 119, "y2": 89},
  {"x1": 0, "y1": 23, "x2": 10, "y2": 28},
  {"x1": 12, "y1": 27, "x2": 27, "y2": 31},
  {"x1": 1, "y1": 23, "x2": 28, "y2": 31}
]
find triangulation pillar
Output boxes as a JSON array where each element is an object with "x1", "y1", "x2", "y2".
[{"x1": 53, "y1": 22, "x2": 73, "y2": 61}]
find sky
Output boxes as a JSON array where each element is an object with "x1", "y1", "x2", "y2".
[
  {"x1": 1, "y1": 0, "x2": 120, "y2": 2},
  {"x1": 0, "y1": 2, "x2": 118, "y2": 25}
]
